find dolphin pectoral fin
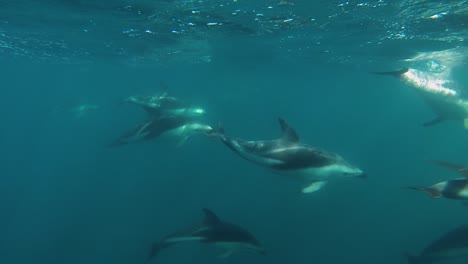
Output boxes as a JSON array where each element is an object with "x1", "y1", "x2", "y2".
[
  {"x1": 464, "y1": 118, "x2": 468, "y2": 130},
  {"x1": 176, "y1": 136, "x2": 189, "y2": 147},
  {"x1": 145, "y1": 242, "x2": 163, "y2": 263},
  {"x1": 218, "y1": 248, "x2": 235, "y2": 259},
  {"x1": 421, "y1": 116, "x2": 444, "y2": 127},
  {"x1": 302, "y1": 181, "x2": 327, "y2": 194}
]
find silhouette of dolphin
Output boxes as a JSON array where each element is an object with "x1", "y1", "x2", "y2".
[{"x1": 145, "y1": 209, "x2": 265, "y2": 263}]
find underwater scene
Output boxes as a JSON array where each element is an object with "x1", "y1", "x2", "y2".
[{"x1": 1, "y1": 0, "x2": 468, "y2": 263}]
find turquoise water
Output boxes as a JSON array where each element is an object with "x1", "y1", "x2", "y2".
[{"x1": 1, "y1": 1, "x2": 468, "y2": 263}]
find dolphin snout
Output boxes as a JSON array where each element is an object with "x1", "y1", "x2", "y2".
[
  {"x1": 342, "y1": 171, "x2": 367, "y2": 178},
  {"x1": 357, "y1": 172, "x2": 367, "y2": 178}
]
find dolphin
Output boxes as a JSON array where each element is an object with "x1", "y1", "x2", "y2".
[
  {"x1": 108, "y1": 115, "x2": 213, "y2": 147},
  {"x1": 124, "y1": 94, "x2": 206, "y2": 119},
  {"x1": 372, "y1": 68, "x2": 468, "y2": 128},
  {"x1": 406, "y1": 179, "x2": 468, "y2": 200},
  {"x1": 405, "y1": 160, "x2": 468, "y2": 200},
  {"x1": 213, "y1": 118, "x2": 366, "y2": 193},
  {"x1": 406, "y1": 224, "x2": 468, "y2": 263},
  {"x1": 145, "y1": 208, "x2": 265, "y2": 263}
]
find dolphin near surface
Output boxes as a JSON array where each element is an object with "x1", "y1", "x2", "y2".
[
  {"x1": 213, "y1": 118, "x2": 366, "y2": 194},
  {"x1": 406, "y1": 224, "x2": 468, "y2": 263},
  {"x1": 372, "y1": 68, "x2": 468, "y2": 128},
  {"x1": 145, "y1": 208, "x2": 265, "y2": 263}
]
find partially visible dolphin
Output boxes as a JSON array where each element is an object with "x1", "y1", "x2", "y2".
[
  {"x1": 406, "y1": 224, "x2": 468, "y2": 263},
  {"x1": 406, "y1": 179, "x2": 468, "y2": 200},
  {"x1": 108, "y1": 115, "x2": 212, "y2": 147},
  {"x1": 213, "y1": 118, "x2": 366, "y2": 193},
  {"x1": 145, "y1": 208, "x2": 265, "y2": 263},
  {"x1": 124, "y1": 94, "x2": 206, "y2": 118},
  {"x1": 372, "y1": 68, "x2": 468, "y2": 128},
  {"x1": 405, "y1": 160, "x2": 468, "y2": 201}
]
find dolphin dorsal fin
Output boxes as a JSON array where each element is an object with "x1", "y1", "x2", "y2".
[
  {"x1": 202, "y1": 208, "x2": 221, "y2": 226},
  {"x1": 431, "y1": 160, "x2": 468, "y2": 178},
  {"x1": 278, "y1": 118, "x2": 299, "y2": 144}
]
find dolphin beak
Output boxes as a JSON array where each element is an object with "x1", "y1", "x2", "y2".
[{"x1": 357, "y1": 172, "x2": 367, "y2": 179}]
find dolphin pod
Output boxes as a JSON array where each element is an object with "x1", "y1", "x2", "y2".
[{"x1": 109, "y1": 64, "x2": 466, "y2": 263}]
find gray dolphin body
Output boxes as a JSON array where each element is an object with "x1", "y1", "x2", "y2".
[
  {"x1": 372, "y1": 68, "x2": 468, "y2": 128},
  {"x1": 406, "y1": 161, "x2": 468, "y2": 201},
  {"x1": 124, "y1": 94, "x2": 206, "y2": 119},
  {"x1": 108, "y1": 115, "x2": 212, "y2": 147},
  {"x1": 215, "y1": 118, "x2": 365, "y2": 193},
  {"x1": 145, "y1": 209, "x2": 265, "y2": 263},
  {"x1": 406, "y1": 224, "x2": 468, "y2": 263}
]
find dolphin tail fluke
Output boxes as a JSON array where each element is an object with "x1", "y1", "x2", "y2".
[
  {"x1": 422, "y1": 116, "x2": 444, "y2": 127},
  {"x1": 370, "y1": 68, "x2": 409, "y2": 77},
  {"x1": 404, "y1": 186, "x2": 441, "y2": 198}
]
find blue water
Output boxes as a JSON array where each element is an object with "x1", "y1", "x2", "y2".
[{"x1": 1, "y1": 1, "x2": 468, "y2": 264}]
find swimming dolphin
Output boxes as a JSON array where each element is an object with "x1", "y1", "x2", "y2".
[
  {"x1": 213, "y1": 118, "x2": 366, "y2": 193},
  {"x1": 145, "y1": 208, "x2": 265, "y2": 263},
  {"x1": 406, "y1": 179, "x2": 468, "y2": 200},
  {"x1": 124, "y1": 94, "x2": 206, "y2": 118},
  {"x1": 406, "y1": 224, "x2": 468, "y2": 263},
  {"x1": 108, "y1": 115, "x2": 213, "y2": 147},
  {"x1": 372, "y1": 68, "x2": 468, "y2": 128},
  {"x1": 405, "y1": 160, "x2": 468, "y2": 200}
]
